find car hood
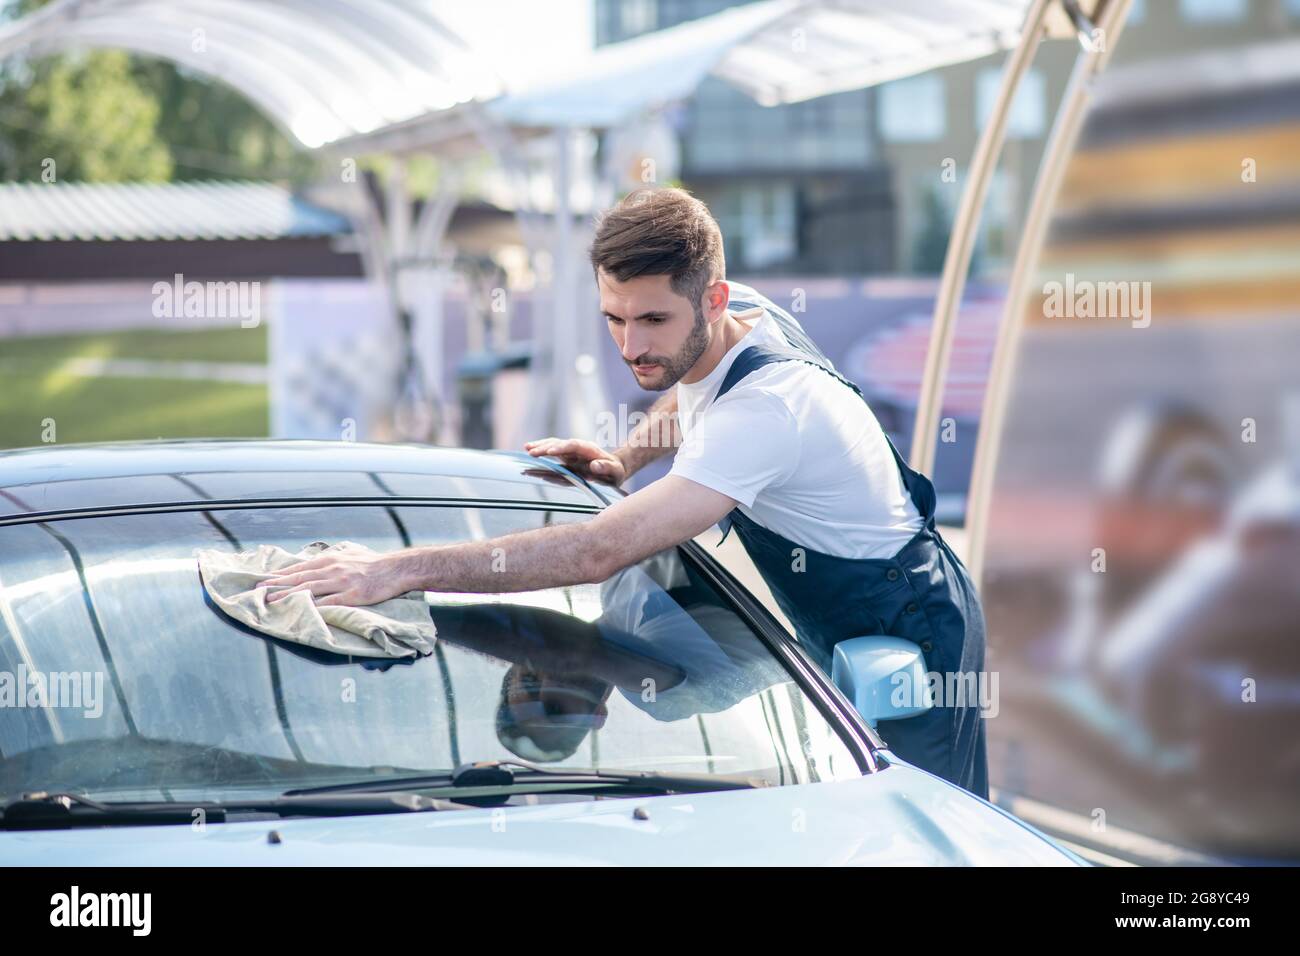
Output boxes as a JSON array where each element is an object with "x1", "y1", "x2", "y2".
[{"x1": 0, "y1": 761, "x2": 1084, "y2": 866}]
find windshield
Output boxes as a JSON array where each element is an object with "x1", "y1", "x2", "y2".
[{"x1": 0, "y1": 502, "x2": 862, "y2": 804}]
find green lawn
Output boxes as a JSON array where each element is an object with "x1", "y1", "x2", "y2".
[
  {"x1": 0, "y1": 324, "x2": 267, "y2": 365},
  {"x1": 0, "y1": 326, "x2": 269, "y2": 450}
]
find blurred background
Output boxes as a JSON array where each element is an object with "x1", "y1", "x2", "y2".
[{"x1": 1, "y1": 0, "x2": 1297, "y2": 862}]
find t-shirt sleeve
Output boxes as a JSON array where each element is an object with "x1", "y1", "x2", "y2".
[{"x1": 668, "y1": 386, "x2": 800, "y2": 508}]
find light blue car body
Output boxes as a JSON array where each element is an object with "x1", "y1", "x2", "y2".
[{"x1": 0, "y1": 755, "x2": 1086, "y2": 866}]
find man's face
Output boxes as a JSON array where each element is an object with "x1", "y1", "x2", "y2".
[{"x1": 599, "y1": 269, "x2": 726, "y2": 391}]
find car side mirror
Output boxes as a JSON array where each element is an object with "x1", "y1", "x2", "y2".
[{"x1": 831, "y1": 636, "x2": 933, "y2": 729}]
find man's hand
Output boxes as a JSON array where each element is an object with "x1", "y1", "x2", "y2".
[
  {"x1": 525, "y1": 389, "x2": 680, "y2": 486},
  {"x1": 525, "y1": 437, "x2": 627, "y2": 485},
  {"x1": 260, "y1": 547, "x2": 415, "y2": 608}
]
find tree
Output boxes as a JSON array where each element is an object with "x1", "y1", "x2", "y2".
[
  {"x1": 0, "y1": 50, "x2": 172, "y2": 182},
  {"x1": 130, "y1": 58, "x2": 319, "y2": 184},
  {"x1": 0, "y1": 0, "x2": 319, "y2": 184}
]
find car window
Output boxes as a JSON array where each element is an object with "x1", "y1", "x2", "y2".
[{"x1": 0, "y1": 504, "x2": 861, "y2": 804}]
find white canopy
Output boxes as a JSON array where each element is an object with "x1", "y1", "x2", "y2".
[
  {"x1": 1, "y1": 0, "x2": 1031, "y2": 153},
  {"x1": 333, "y1": 0, "x2": 1032, "y2": 155},
  {"x1": 0, "y1": 0, "x2": 504, "y2": 148},
  {"x1": 488, "y1": 0, "x2": 1028, "y2": 128}
]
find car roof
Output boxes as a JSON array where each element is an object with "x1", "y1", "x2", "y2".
[{"x1": 0, "y1": 439, "x2": 617, "y2": 522}]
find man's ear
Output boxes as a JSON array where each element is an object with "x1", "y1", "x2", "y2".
[{"x1": 704, "y1": 279, "x2": 729, "y2": 319}]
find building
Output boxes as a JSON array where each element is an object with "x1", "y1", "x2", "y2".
[{"x1": 595, "y1": 0, "x2": 1300, "y2": 276}]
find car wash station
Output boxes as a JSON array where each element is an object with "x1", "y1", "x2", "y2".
[{"x1": 1, "y1": 0, "x2": 1298, "y2": 877}]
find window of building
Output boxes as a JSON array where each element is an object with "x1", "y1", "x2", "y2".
[
  {"x1": 975, "y1": 67, "x2": 1047, "y2": 140},
  {"x1": 620, "y1": 0, "x2": 656, "y2": 36},
  {"x1": 685, "y1": 79, "x2": 869, "y2": 172},
  {"x1": 878, "y1": 74, "x2": 946, "y2": 142},
  {"x1": 717, "y1": 182, "x2": 797, "y2": 270},
  {"x1": 1179, "y1": 0, "x2": 1248, "y2": 22}
]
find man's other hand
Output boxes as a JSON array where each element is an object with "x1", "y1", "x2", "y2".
[{"x1": 525, "y1": 437, "x2": 626, "y2": 485}]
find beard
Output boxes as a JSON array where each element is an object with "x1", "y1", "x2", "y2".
[{"x1": 628, "y1": 305, "x2": 710, "y2": 391}]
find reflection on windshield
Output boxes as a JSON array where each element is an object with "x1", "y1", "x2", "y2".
[{"x1": 0, "y1": 504, "x2": 861, "y2": 803}]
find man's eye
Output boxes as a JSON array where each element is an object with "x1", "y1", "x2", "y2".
[{"x1": 604, "y1": 315, "x2": 623, "y2": 325}]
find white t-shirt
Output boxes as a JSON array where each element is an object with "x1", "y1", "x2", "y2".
[{"x1": 668, "y1": 307, "x2": 924, "y2": 560}]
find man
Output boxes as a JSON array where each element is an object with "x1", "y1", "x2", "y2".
[{"x1": 261, "y1": 186, "x2": 989, "y2": 798}]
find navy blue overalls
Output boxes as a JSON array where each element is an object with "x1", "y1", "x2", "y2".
[{"x1": 710, "y1": 286, "x2": 989, "y2": 799}]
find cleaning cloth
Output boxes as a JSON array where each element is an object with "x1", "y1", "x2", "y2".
[{"x1": 197, "y1": 540, "x2": 436, "y2": 659}]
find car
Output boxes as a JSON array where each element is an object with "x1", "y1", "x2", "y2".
[{"x1": 0, "y1": 438, "x2": 1085, "y2": 865}]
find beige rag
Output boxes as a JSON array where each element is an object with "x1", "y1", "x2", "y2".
[{"x1": 196, "y1": 540, "x2": 437, "y2": 659}]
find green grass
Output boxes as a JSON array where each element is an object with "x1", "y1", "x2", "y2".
[
  {"x1": 1, "y1": 324, "x2": 267, "y2": 365},
  {"x1": 0, "y1": 326, "x2": 269, "y2": 449}
]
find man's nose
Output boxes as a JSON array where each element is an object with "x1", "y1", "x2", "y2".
[{"x1": 620, "y1": 327, "x2": 646, "y2": 362}]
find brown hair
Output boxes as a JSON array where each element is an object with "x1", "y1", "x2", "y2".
[{"x1": 589, "y1": 186, "x2": 726, "y2": 312}]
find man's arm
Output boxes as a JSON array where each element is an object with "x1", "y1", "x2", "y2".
[
  {"x1": 261, "y1": 475, "x2": 735, "y2": 606},
  {"x1": 525, "y1": 389, "x2": 680, "y2": 484},
  {"x1": 614, "y1": 388, "x2": 681, "y2": 478}
]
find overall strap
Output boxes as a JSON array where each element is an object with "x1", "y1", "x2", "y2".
[
  {"x1": 714, "y1": 342, "x2": 808, "y2": 401},
  {"x1": 726, "y1": 284, "x2": 833, "y2": 367}
]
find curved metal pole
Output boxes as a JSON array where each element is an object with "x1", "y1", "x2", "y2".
[
  {"x1": 908, "y1": 0, "x2": 1053, "y2": 476},
  {"x1": 965, "y1": 0, "x2": 1135, "y2": 587}
]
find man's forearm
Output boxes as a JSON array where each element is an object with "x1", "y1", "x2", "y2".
[
  {"x1": 390, "y1": 520, "x2": 609, "y2": 595},
  {"x1": 262, "y1": 476, "x2": 735, "y2": 607},
  {"x1": 614, "y1": 389, "x2": 680, "y2": 478},
  {"x1": 387, "y1": 471, "x2": 734, "y2": 597}
]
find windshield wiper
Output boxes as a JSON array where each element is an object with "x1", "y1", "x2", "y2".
[
  {"x1": 284, "y1": 760, "x2": 770, "y2": 797},
  {"x1": 0, "y1": 790, "x2": 474, "y2": 830}
]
